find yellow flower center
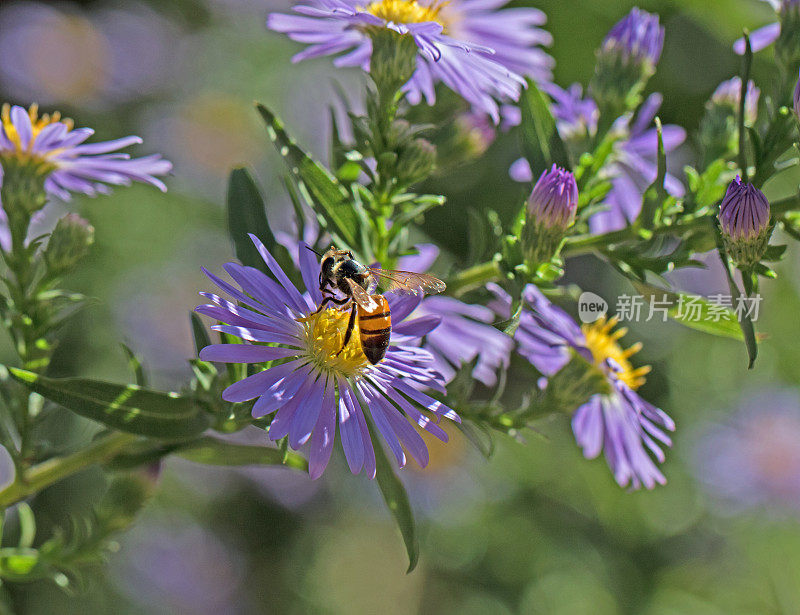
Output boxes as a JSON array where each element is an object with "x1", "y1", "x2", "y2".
[
  {"x1": 581, "y1": 315, "x2": 651, "y2": 390},
  {"x1": 1, "y1": 103, "x2": 73, "y2": 162},
  {"x1": 364, "y1": 0, "x2": 446, "y2": 25},
  {"x1": 298, "y1": 308, "x2": 370, "y2": 378}
]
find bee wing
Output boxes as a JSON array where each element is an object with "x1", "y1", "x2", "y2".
[
  {"x1": 369, "y1": 268, "x2": 446, "y2": 295},
  {"x1": 344, "y1": 277, "x2": 381, "y2": 313}
]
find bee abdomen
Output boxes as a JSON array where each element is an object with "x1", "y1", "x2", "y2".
[{"x1": 358, "y1": 296, "x2": 391, "y2": 365}]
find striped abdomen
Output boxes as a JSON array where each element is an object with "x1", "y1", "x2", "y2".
[{"x1": 358, "y1": 295, "x2": 391, "y2": 365}]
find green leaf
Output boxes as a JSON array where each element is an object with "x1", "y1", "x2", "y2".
[
  {"x1": 8, "y1": 367, "x2": 211, "y2": 440},
  {"x1": 120, "y1": 344, "x2": 147, "y2": 387},
  {"x1": 367, "y1": 420, "x2": 419, "y2": 573},
  {"x1": 190, "y1": 312, "x2": 212, "y2": 356},
  {"x1": 632, "y1": 281, "x2": 745, "y2": 341},
  {"x1": 0, "y1": 548, "x2": 40, "y2": 580},
  {"x1": 177, "y1": 436, "x2": 308, "y2": 471},
  {"x1": 519, "y1": 79, "x2": 571, "y2": 176},
  {"x1": 226, "y1": 167, "x2": 277, "y2": 273},
  {"x1": 256, "y1": 103, "x2": 359, "y2": 248},
  {"x1": 637, "y1": 117, "x2": 668, "y2": 230}
]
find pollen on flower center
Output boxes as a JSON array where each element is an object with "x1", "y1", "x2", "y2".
[
  {"x1": 364, "y1": 0, "x2": 446, "y2": 25},
  {"x1": 581, "y1": 315, "x2": 651, "y2": 390},
  {"x1": 1, "y1": 103, "x2": 73, "y2": 159},
  {"x1": 300, "y1": 307, "x2": 370, "y2": 377}
]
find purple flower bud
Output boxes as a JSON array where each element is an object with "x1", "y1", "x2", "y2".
[
  {"x1": 603, "y1": 8, "x2": 664, "y2": 66},
  {"x1": 523, "y1": 164, "x2": 578, "y2": 265},
  {"x1": 718, "y1": 176, "x2": 772, "y2": 267},
  {"x1": 528, "y1": 164, "x2": 578, "y2": 230}
]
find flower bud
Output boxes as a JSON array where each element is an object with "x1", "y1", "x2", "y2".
[
  {"x1": 368, "y1": 28, "x2": 418, "y2": 95},
  {"x1": 522, "y1": 164, "x2": 578, "y2": 266},
  {"x1": 777, "y1": 0, "x2": 800, "y2": 76},
  {"x1": 395, "y1": 137, "x2": 436, "y2": 185},
  {"x1": 718, "y1": 176, "x2": 772, "y2": 268},
  {"x1": 699, "y1": 77, "x2": 759, "y2": 163},
  {"x1": 590, "y1": 8, "x2": 664, "y2": 118},
  {"x1": 44, "y1": 213, "x2": 95, "y2": 274}
]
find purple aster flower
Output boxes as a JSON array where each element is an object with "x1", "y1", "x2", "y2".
[
  {"x1": 601, "y1": 7, "x2": 665, "y2": 66},
  {"x1": 590, "y1": 93, "x2": 686, "y2": 234},
  {"x1": 397, "y1": 244, "x2": 513, "y2": 387},
  {"x1": 267, "y1": 0, "x2": 551, "y2": 122},
  {"x1": 542, "y1": 82, "x2": 599, "y2": 141},
  {"x1": 695, "y1": 389, "x2": 800, "y2": 513},
  {"x1": 515, "y1": 284, "x2": 675, "y2": 490},
  {"x1": 733, "y1": 0, "x2": 799, "y2": 55},
  {"x1": 0, "y1": 104, "x2": 172, "y2": 202},
  {"x1": 196, "y1": 234, "x2": 460, "y2": 479},
  {"x1": 711, "y1": 77, "x2": 761, "y2": 125}
]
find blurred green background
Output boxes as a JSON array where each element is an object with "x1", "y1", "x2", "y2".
[{"x1": 3, "y1": 0, "x2": 800, "y2": 613}]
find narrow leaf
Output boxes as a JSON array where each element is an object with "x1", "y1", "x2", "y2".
[
  {"x1": 120, "y1": 344, "x2": 147, "y2": 387},
  {"x1": 227, "y1": 168, "x2": 276, "y2": 273},
  {"x1": 367, "y1": 420, "x2": 419, "y2": 573},
  {"x1": 8, "y1": 367, "x2": 210, "y2": 440},
  {"x1": 177, "y1": 436, "x2": 308, "y2": 471},
  {"x1": 519, "y1": 79, "x2": 571, "y2": 176},
  {"x1": 256, "y1": 103, "x2": 359, "y2": 248},
  {"x1": 190, "y1": 312, "x2": 212, "y2": 356}
]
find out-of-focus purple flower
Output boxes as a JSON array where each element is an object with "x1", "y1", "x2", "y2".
[
  {"x1": 695, "y1": 389, "x2": 800, "y2": 513},
  {"x1": 733, "y1": 0, "x2": 798, "y2": 55},
  {"x1": 601, "y1": 7, "x2": 665, "y2": 66},
  {"x1": 543, "y1": 83, "x2": 599, "y2": 141},
  {"x1": 398, "y1": 245, "x2": 513, "y2": 388},
  {"x1": 111, "y1": 514, "x2": 245, "y2": 615},
  {"x1": 515, "y1": 284, "x2": 675, "y2": 490},
  {"x1": 794, "y1": 70, "x2": 800, "y2": 120},
  {"x1": 0, "y1": 2, "x2": 178, "y2": 107},
  {"x1": 267, "y1": 0, "x2": 551, "y2": 122},
  {"x1": 196, "y1": 235, "x2": 460, "y2": 479},
  {"x1": 590, "y1": 94, "x2": 686, "y2": 234},
  {"x1": 711, "y1": 77, "x2": 761, "y2": 125},
  {"x1": 0, "y1": 104, "x2": 172, "y2": 202}
]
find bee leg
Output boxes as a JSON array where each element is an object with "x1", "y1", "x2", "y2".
[
  {"x1": 298, "y1": 294, "x2": 349, "y2": 322},
  {"x1": 336, "y1": 303, "x2": 358, "y2": 357}
]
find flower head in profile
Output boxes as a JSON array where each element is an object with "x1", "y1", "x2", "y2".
[
  {"x1": 695, "y1": 389, "x2": 800, "y2": 513},
  {"x1": 514, "y1": 284, "x2": 675, "y2": 490},
  {"x1": 601, "y1": 7, "x2": 664, "y2": 66},
  {"x1": 0, "y1": 103, "x2": 171, "y2": 201},
  {"x1": 710, "y1": 77, "x2": 760, "y2": 124},
  {"x1": 267, "y1": 0, "x2": 553, "y2": 122},
  {"x1": 196, "y1": 235, "x2": 460, "y2": 479}
]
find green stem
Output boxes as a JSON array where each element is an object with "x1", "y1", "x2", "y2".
[
  {"x1": 0, "y1": 432, "x2": 138, "y2": 509},
  {"x1": 562, "y1": 192, "x2": 800, "y2": 258},
  {"x1": 447, "y1": 259, "x2": 502, "y2": 296}
]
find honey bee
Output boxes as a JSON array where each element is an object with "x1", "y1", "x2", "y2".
[{"x1": 310, "y1": 248, "x2": 446, "y2": 364}]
